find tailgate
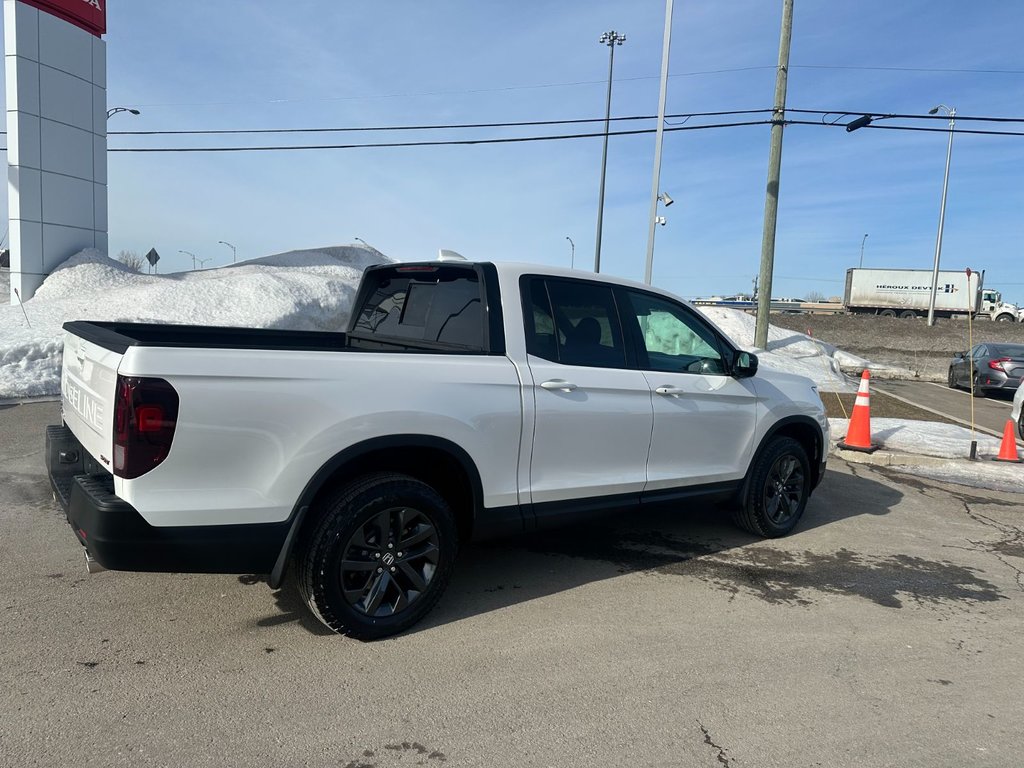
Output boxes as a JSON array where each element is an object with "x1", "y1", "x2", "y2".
[{"x1": 61, "y1": 330, "x2": 122, "y2": 470}]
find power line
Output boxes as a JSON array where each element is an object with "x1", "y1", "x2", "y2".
[
  {"x1": 787, "y1": 119, "x2": 1024, "y2": 137},
  {"x1": 108, "y1": 109, "x2": 772, "y2": 136},
  {"x1": 3, "y1": 110, "x2": 1024, "y2": 156},
  {"x1": 105, "y1": 120, "x2": 773, "y2": 152}
]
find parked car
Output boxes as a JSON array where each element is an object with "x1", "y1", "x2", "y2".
[{"x1": 947, "y1": 343, "x2": 1024, "y2": 397}]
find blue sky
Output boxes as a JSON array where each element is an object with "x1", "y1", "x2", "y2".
[{"x1": 4, "y1": 1, "x2": 1024, "y2": 303}]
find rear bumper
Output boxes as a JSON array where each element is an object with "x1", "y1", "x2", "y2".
[{"x1": 46, "y1": 424, "x2": 286, "y2": 574}]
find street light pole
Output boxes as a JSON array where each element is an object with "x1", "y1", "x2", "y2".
[
  {"x1": 594, "y1": 30, "x2": 625, "y2": 274},
  {"x1": 859, "y1": 233, "x2": 868, "y2": 268},
  {"x1": 178, "y1": 250, "x2": 197, "y2": 270},
  {"x1": 644, "y1": 0, "x2": 674, "y2": 285},
  {"x1": 355, "y1": 237, "x2": 387, "y2": 261},
  {"x1": 218, "y1": 240, "x2": 236, "y2": 262},
  {"x1": 926, "y1": 105, "x2": 956, "y2": 327},
  {"x1": 566, "y1": 236, "x2": 575, "y2": 269}
]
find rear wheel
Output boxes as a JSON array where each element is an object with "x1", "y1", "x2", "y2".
[
  {"x1": 947, "y1": 367, "x2": 957, "y2": 389},
  {"x1": 299, "y1": 473, "x2": 458, "y2": 640},
  {"x1": 879, "y1": 309, "x2": 897, "y2": 318},
  {"x1": 1018, "y1": 411, "x2": 1024, "y2": 441},
  {"x1": 899, "y1": 310, "x2": 917, "y2": 319},
  {"x1": 733, "y1": 437, "x2": 810, "y2": 538},
  {"x1": 972, "y1": 376, "x2": 987, "y2": 398}
]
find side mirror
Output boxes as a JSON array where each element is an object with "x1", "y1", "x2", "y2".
[
  {"x1": 954, "y1": 351, "x2": 965, "y2": 359},
  {"x1": 734, "y1": 351, "x2": 758, "y2": 378}
]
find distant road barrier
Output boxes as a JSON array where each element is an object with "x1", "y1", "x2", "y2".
[{"x1": 692, "y1": 299, "x2": 845, "y2": 315}]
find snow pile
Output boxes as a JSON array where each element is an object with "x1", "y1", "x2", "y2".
[
  {"x1": 700, "y1": 306, "x2": 859, "y2": 392},
  {"x1": 829, "y1": 417, "x2": 1024, "y2": 493},
  {"x1": 0, "y1": 245, "x2": 391, "y2": 398}
]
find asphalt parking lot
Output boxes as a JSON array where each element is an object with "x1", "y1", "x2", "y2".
[{"x1": 3, "y1": 401, "x2": 1024, "y2": 767}]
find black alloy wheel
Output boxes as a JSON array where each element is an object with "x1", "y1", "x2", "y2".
[
  {"x1": 733, "y1": 436, "x2": 811, "y2": 538},
  {"x1": 299, "y1": 473, "x2": 457, "y2": 640},
  {"x1": 338, "y1": 506, "x2": 440, "y2": 618},
  {"x1": 761, "y1": 453, "x2": 806, "y2": 527}
]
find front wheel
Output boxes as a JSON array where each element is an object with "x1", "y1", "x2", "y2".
[
  {"x1": 733, "y1": 437, "x2": 811, "y2": 538},
  {"x1": 298, "y1": 473, "x2": 458, "y2": 640}
]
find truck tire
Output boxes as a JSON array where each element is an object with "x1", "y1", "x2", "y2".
[
  {"x1": 298, "y1": 472, "x2": 458, "y2": 640},
  {"x1": 899, "y1": 310, "x2": 917, "y2": 319},
  {"x1": 879, "y1": 309, "x2": 897, "y2": 318},
  {"x1": 733, "y1": 437, "x2": 810, "y2": 538},
  {"x1": 996, "y1": 313, "x2": 1015, "y2": 322}
]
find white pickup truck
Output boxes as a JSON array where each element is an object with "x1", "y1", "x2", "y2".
[{"x1": 47, "y1": 258, "x2": 829, "y2": 639}]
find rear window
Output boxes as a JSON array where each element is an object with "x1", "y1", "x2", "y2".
[
  {"x1": 351, "y1": 266, "x2": 486, "y2": 351},
  {"x1": 991, "y1": 344, "x2": 1024, "y2": 358}
]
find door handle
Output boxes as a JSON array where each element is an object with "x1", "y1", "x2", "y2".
[
  {"x1": 541, "y1": 379, "x2": 578, "y2": 392},
  {"x1": 655, "y1": 386, "x2": 687, "y2": 396}
]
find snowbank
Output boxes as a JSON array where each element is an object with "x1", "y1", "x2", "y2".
[
  {"x1": 701, "y1": 306, "x2": 859, "y2": 392},
  {"x1": 0, "y1": 245, "x2": 391, "y2": 398}
]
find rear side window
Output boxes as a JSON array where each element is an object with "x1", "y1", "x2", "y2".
[
  {"x1": 524, "y1": 277, "x2": 626, "y2": 368},
  {"x1": 352, "y1": 267, "x2": 485, "y2": 351}
]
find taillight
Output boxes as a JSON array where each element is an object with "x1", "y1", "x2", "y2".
[
  {"x1": 113, "y1": 375, "x2": 179, "y2": 479},
  {"x1": 989, "y1": 357, "x2": 1011, "y2": 372}
]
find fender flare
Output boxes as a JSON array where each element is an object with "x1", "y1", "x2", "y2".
[{"x1": 268, "y1": 434, "x2": 485, "y2": 589}]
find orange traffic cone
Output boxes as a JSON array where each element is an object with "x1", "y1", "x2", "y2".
[
  {"x1": 993, "y1": 419, "x2": 1023, "y2": 463},
  {"x1": 838, "y1": 370, "x2": 879, "y2": 453}
]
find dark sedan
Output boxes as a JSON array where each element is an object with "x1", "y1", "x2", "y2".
[{"x1": 948, "y1": 343, "x2": 1024, "y2": 397}]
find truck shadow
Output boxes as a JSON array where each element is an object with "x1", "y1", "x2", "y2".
[
  {"x1": 257, "y1": 465, "x2": 1008, "y2": 639},
  {"x1": 404, "y1": 464, "x2": 1005, "y2": 637}
]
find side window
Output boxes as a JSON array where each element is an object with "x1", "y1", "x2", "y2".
[
  {"x1": 626, "y1": 290, "x2": 729, "y2": 375},
  {"x1": 972, "y1": 345, "x2": 986, "y2": 359},
  {"x1": 524, "y1": 278, "x2": 626, "y2": 368},
  {"x1": 353, "y1": 267, "x2": 484, "y2": 350}
]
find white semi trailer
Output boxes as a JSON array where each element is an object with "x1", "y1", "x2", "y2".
[{"x1": 844, "y1": 268, "x2": 1020, "y2": 321}]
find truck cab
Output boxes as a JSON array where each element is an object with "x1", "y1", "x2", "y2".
[{"x1": 980, "y1": 289, "x2": 1021, "y2": 323}]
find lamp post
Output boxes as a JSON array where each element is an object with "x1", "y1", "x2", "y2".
[
  {"x1": 926, "y1": 104, "x2": 956, "y2": 327},
  {"x1": 196, "y1": 257, "x2": 212, "y2": 270},
  {"x1": 178, "y1": 250, "x2": 197, "y2": 270},
  {"x1": 566, "y1": 236, "x2": 575, "y2": 269},
  {"x1": 593, "y1": 29, "x2": 626, "y2": 274},
  {"x1": 218, "y1": 240, "x2": 236, "y2": 263},
  {"x1": 355, "y1": 237, "x2": 386, "y2": 260},
  {"x1": 106, "y1": 107, "x2": 140, "y2": 119},
  {"x1": 643, "y1": 0, "x2": 674, "y2": 285},
  {"x1": 859, "y1": 233, "x2": 868, "y2": 268}
]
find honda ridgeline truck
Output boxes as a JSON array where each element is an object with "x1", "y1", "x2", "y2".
[{"x1": 47, "y1": 257, "x2": 829, "y2": 639}]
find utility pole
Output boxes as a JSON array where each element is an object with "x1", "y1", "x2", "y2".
[
  {"x1": 594, "y1": 30, "x2": 625, "y2": 273},
  {"x1": 754, "y1": 0, "x2": 794, "y2": 349}
]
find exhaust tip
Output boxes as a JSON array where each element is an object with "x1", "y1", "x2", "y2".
[{"x1": 84, "y1": 550, "x2": 107, "y2": 574}]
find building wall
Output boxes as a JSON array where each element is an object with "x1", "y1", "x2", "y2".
[{"x1": 4, "y1": 0, "x2": 107, "y2": 304}]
